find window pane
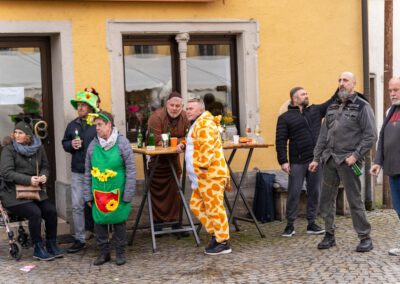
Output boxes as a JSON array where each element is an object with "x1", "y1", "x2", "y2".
[
  {"x1": 124, "y1": 45, "x2": 172, "y2": 142},
  {"x1": 0, "y1": 47, "x2": 43, "y2": 138},
  {"x1": 187, "y1": 44, "x2": 232, "y2": 118}
]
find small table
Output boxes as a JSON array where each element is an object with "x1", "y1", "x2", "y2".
[
  {"x1": 128, "y1": 146, "x2": 200, "y2": 252},
  {"x1": 223, "y1": 142, "x2": 274, "y2": 238}
]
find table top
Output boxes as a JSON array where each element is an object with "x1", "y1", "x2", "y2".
[
  {"x1": 222, "y1": 142, "x2": 274, "y2": 150},
  {"x1": 131, "y1": 143, "x2": 274, "y2": 155}
]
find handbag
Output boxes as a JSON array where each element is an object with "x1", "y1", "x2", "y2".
[{"x1": 15, "y1": 156, "x2": 41, "y2": 201}]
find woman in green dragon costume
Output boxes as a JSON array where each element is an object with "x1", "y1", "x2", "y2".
[{"x1": 83, "y1": 111, "x2": 136, "y2": 266}]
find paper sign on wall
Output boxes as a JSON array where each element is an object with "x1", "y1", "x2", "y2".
[{"x1": 0, "y1": 87, "x2": 25, "y2": 105}]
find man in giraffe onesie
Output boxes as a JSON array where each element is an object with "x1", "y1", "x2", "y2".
[{"x1": 180, "y1": 98, "x2": 231, "y2": 255}]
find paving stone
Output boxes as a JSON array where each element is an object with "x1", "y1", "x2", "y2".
[{"x1": 0, "y1": 210, "x2": 399, "y2": 282}]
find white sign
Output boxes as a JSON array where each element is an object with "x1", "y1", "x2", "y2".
[{"x1": 0, "y1": 87, "x2": 25, "y2": 105}]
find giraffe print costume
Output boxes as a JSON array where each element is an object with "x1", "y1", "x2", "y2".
[{"x1": 185, "y1": 111, "x2": 230, "y2": 243}]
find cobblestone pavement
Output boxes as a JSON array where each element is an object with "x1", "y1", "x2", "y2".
[{"x1": 1, "y1": 209, "x2": 400, "y2": 283}]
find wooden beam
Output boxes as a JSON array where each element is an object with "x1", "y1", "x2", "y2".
[{"x1": 382, "y1": 0, "x2": 393, "y2": 208}]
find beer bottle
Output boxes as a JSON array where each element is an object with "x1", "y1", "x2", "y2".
[
  {"x1": 74, "y1": 128, "x2": 82, "y2": 149},
  {"x1": 137, "y1": 128, "x2": 144, "y2": 148},
  {"x1": 148, "y1": 128, "x2": 155, "y2": 146},
  {"x1": 166, "y1": 126, "x2": 171, "y2": 146}
]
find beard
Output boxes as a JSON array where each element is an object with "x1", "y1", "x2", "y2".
[
  {"x1": 167, "y1": 109, "x2": 182, "y2": 118},
  {"x1": 338, "y1": 89, "x2": 351, "y2": 101},
  {"x1": 300, "y1": 98, "x2": 309, "y2": 108},
  {"x1": 392, "y1": 99, "x2": 400, "y2": 106}
]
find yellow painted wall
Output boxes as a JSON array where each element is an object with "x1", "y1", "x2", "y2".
[{"x1": 0, "y1": 0, "x2": 364, "y2": 172}]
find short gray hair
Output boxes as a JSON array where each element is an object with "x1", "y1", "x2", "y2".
[{"x1": 187, "y1": 98, "x2": 205, "y2": 111}]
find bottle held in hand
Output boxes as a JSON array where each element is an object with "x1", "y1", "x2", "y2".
[
  {"x1": 351, "y1": 163, "x2": 362, "y2": 176},
  {"x1": 74, "y1": 128, "x2": 82, "y2": 149}
]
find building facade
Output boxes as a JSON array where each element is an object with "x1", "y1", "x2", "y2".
[{"x1": 0, "y1": 0, "x2": 365, "y2": 221}]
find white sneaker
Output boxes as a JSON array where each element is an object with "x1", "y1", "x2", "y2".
[{"x1": 388, "y1": 248, "x2": 400, "y2": 256}]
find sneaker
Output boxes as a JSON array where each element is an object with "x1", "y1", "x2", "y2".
[
  {"x1": 204, "y1": 240, "x2": 232, "y2": 255},
  {"x1": 307, "y1": 223, "x2": 325, "y2": 235},
  {"x1": 389, "y1": 248, "x2": 400, "y2": 256},
  {"x1": 205, "y1": 235, "x2": 217, "y2": 251},
  {"x1": 66, "y1": 240, "x2": 86, "y2": 253},
  {"x1": 282, "y1": 225, "x2": 295, "y2": 237}
]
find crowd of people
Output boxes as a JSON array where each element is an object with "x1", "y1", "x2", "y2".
[{"x1": 0, "y1": 70, "x2": 399, "y2": 264}]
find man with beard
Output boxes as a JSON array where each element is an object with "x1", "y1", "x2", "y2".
[
  {"x1": 146, "y1": 91, "x2": 190, "y2": 234},
  {"x1": 309, "y1": 72, "x2": 377, "y2": 252},
  {"x1": 276, "y1": 87, "x2": 337, "y2": 237},
  {"x1": 370, "y1": 77, "x2": 400, "y2": 256}
]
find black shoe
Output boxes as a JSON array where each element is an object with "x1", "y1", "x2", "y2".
[
  {"x1": 282, "y1": 225, "x2": 295, "y2": 237},
  {"x1": 154, "y1": 226, "x2": 163, "y2": 238},
  {"x1": 204, "y1": 240, "x2": 232, "y2": 255},
  {"x1": 116, "y1": 254, "x2": 126, "y2": 266},
  {"x1": 205, "y1": 235, "x2": 217, "y2": 251},
  {"x1": 172, "y1": 224, "x2": 190, "y2": 238},
  {"x1": 66, "y1": 240, "x2": 86, "y2": 253},
  {"x1": 307, "y1": 223, "x2": 325, "y2": 235},
  {"x1": 317, "y1": 233, "x2": 336, "y2": 249},
  {"x1": 93, "y1": 253, "x2": 111, "y2": 266},
  {"x1": 356, "y1": 237, "x2": 373, "y2": 252}
]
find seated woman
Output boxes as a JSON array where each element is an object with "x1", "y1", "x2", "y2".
[{"x1": 0, "y1": 121, "x2": 62, "y2": 261}]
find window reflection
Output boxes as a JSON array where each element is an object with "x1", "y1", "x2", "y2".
[
  {"x1": 124, "y1": 45, "x2": 172, "y2": 142},
  {"x1": 187, "y1": 44, "x2": 232, "y2": 118},
  {"x1": 0, "y1": 47, "x2": 43, "y2": 140}
]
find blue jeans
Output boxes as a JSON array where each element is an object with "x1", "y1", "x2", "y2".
[{"x1": 389, "y1": 175, "x2": 400, "y2": 218}]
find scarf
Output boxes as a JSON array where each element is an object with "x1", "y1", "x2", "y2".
[
  {"x1": 98, "y1": 127, "x2": 119, "y2": 150},
  {"x1": 12, "y1": 136, "x2": 42, "y2": 157}
]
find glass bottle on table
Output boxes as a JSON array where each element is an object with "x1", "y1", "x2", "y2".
[
  {"x1": 254, "y1": 124, "x2": 262, "y2": 143},
  {"x1": 137, "y1": 128, "x2": 144, "y2": 148},
  {"x1": 245, "y1": 125, "x2": 251, "y2": 138},
  {"x1": 147, "y1": 128, "x2": 155, "y2": 150}
]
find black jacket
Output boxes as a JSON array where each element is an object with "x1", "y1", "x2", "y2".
[
  {"x1": 62, "y1": 118, "x2": 97, "y2": 173},
  {"x1": 0, "y1": 144, "x2": 49, "y2": 207},
  {"x1": 276, "y1": 93, "x2": 338, "y2": 165}
]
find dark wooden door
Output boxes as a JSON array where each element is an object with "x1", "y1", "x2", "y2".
[{"x1": 0, "y1": 37, "x2": 55, "y2": 202}]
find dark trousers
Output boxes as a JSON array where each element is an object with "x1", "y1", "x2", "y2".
[
  {"x1": 7, "y1": 199, "x2": 58, "y2": 243},
  {"x1": 320, "y1": 158, "x2": 371, "y2": 239},
  {"x1": 286, "y1": 163, "x2": 322, "y2": 225},
  {"x1": 95, "y1": 221, "x2": 126, "y2": 255},
  {"x1": 84, "y1": 203, "x2": 94, "y2": 232}
]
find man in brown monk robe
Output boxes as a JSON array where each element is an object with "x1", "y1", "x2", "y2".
[{"x1": 147, "y1": 91, "x2": 190, "y2": 235}]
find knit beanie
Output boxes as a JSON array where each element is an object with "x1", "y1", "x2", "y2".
[{"x1": 14, "y1": 121, "x2": 34, "y2": 137}]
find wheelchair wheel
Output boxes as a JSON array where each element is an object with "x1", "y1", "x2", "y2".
[
  {"x1": 17, "y1": 233, "x2": 32, "y2": 248},
  {"x1": 9, "y1": 242, "x2": 22, "y2": 261}
]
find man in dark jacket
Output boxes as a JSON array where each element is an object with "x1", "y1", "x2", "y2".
[
  {"x1": 309, "y1": 71, "x2": 377, "y2": 252},
  {"x1": 370, "y1": 76, "x2": 400, "y2": 255},
  {"x1": 276, "y1": 86, "x2": 337, "y2": 237},
  {"x1": 62, "y1": 89, "x2": 99, "y2": 253}
]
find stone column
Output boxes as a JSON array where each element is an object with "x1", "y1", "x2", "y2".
[{"x1": 175, "y1": 32, "x2": 190, "y2": 104}]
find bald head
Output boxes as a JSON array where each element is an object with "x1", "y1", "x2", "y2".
[
  {"x1": 389, "y1": 76, "x2": 400, "y2": 106},
  {"x1": 338, "y1": 71, "x2": 357, "y2": 101}
]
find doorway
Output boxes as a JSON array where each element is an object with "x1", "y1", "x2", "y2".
[{"x1": 0, "y1": 36, "x2": 55, "y2": 202}]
